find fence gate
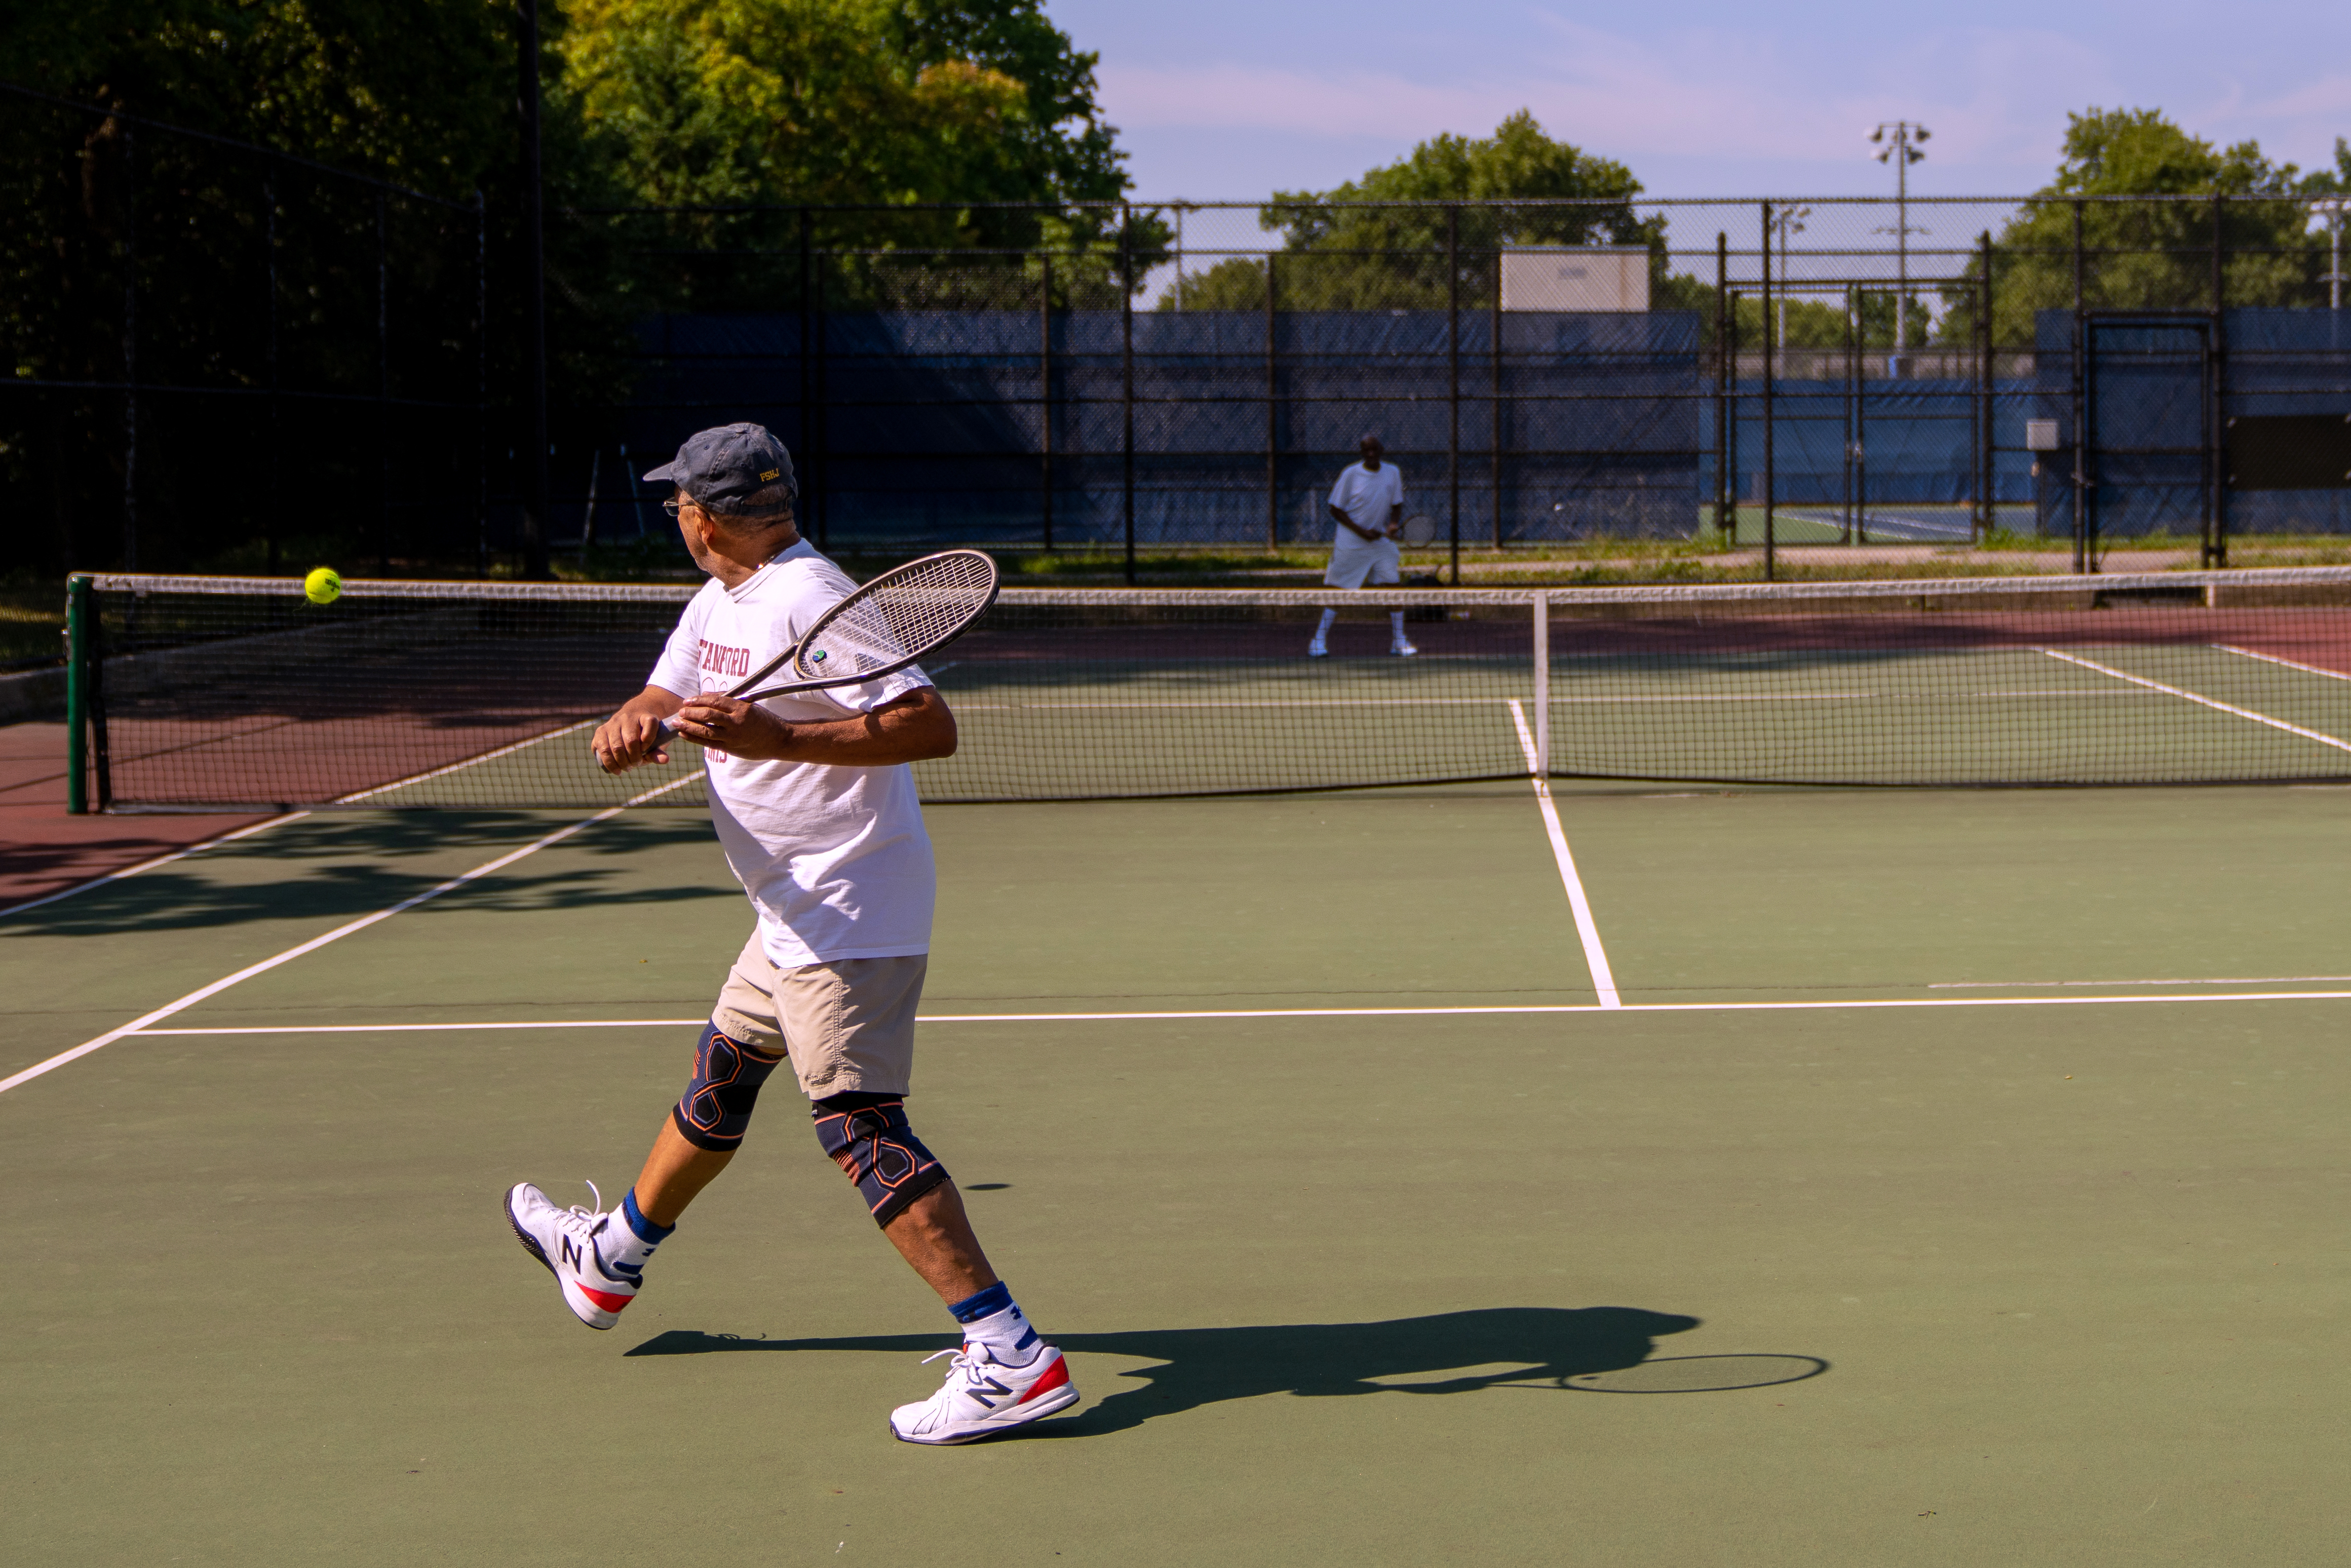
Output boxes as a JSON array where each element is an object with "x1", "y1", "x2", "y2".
[{"x1": 2084, "y1": 315, "x2": 2216, "y2": 565}]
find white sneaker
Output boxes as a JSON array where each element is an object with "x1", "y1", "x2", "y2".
[
  {"x1": 889, "y1": 1342, "x2": 1080, "y2": 1444},
  {"x1": 504, "y1": 1181, "x2": 641, "y2": 1330},
  {"x1": 1307, "y1": 642, "x2": 1329, "y2": 658},
  {"x1": 1392, "y1": 639, "x2": 1419, "y2": 656}
]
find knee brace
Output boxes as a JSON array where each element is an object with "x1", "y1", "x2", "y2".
[
  {"x1": 672, "y1": 1023, "x2": 787, "y2": 1151},
  {"x1": 811, "y1": 1092, "x2": 948, "y2": 1227}
]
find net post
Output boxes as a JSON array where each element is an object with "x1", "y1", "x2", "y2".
[
  {"x1": 65, "y1": 574, "x2": 89, "y2": 815},
  {"x1": 1531, "y1": 590, "x2": 1550, "y2": 779}
]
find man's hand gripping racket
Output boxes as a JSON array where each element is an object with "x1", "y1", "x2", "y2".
[{"x1": 599, "y1": 549, "x2": 998, "y2": 773}]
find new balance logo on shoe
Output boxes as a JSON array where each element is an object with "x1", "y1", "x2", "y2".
[
  {"x1": 890, "y1": 1344, "x2": 1079, "y2": 1444},
  {"x1": 505, "y1": 1181, "x2": 643, "y2": 1331}
]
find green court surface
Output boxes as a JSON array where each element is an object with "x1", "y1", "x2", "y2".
[{"x1": 7, "y1": 777, "x2": 2351, "y2": 1565}]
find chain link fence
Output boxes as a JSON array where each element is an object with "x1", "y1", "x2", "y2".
[{"x1": 7, "y1": 77, "x2": 2347, "y2": 585}]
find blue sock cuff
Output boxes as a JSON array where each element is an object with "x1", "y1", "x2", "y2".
[
  {"x1": 621, "y1": 1189, "x2": 674, "y2": 1244},
  {"x1": 949, "y1": 1281, "x2": 1014, "y2": 1323}
]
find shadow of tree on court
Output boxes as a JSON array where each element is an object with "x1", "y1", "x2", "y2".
[
  {"x1": 627, "y1": 1306, "x2": 1825, "y2": 1436},
  {"x1": 4, "y1": 812, "x2": 733, "y2": 937}
]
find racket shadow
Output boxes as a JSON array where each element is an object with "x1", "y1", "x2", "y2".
[{"x1": 625, "y1": 1306, "x2": 1826, "y2": 1438}]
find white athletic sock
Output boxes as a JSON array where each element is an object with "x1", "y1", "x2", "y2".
[
  {"x1": 1390, "y1": 611, "x2": 1406, "y2": 639},
  {"x1": 1312, "y1": 608, "x2": 1336, "y2": 645},
  {"x1": 959, "y1": 1291, "x2": 1041, "y2": 1362}
]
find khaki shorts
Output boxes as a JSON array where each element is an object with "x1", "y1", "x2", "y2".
[{"x1": 711, "y1": 932, "x2": 927, "y2": 1101}]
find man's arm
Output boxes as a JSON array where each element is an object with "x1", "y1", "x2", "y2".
[
  {"x1": 593, "y1": 685, "x2": 687, "y2": 775},
  {"x1": 1328, "y1": 502, "x2": 1382, "y2": 543},
  {"x1": 667, "y1": 684, "x2": 957, "y2": 765}
]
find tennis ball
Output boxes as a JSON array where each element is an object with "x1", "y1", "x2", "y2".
[{"x1": 304, "y1": 566, "x2": 342, "y2": 606}]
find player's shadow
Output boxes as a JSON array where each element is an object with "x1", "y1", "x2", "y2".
[{"x1": 626, "y1": 1306, "x2": 1827, "y2": 1436}]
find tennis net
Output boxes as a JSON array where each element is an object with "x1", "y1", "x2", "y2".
[{"x1": 66, "y1": 567, "x2": 2351, "y2": 811}]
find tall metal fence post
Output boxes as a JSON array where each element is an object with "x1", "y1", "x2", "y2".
[
  {"x1": 1039, "y1": 252, "x2": 1054, "y2": 551},
  {"x1": 1714, "y1": 232, "x2": 1729, "y2": 539},
  {"x1": 1264, "y1": 253, "x2": 1279, "y2": 550},
  {"x1": 1121, "y1": 205, "x2": 1136, "y2": 584},
  {"x1": 1760, "y1": 201, "x2": 1775, "y2": 581},
  {"x1": 1531, "y1": 590, "x2": 1550, "y2": 778},
  {"x1": 265, "y1": 169, "x2": 282, "y2": 576},
  {"x1": 2071, "y1": 200, "x2": 2088, "y2": 573},
  {"x1": 518, "y1": 0, "x2": 550, "y2": 578},
  {"x1": 65, "y1": 575, "x2": 90, "y2": 814},
  {"x1": 121, "y1": 124, "x2": 137, "y2": 572},
  {"x1": 1845, "y1": 285, "x2": 1859, "y2": 543},
  {"x1": 1725, "y1": 289, "x2": 1739, "y2": 545},
  {"x1": 797, "y1": 207, "x2": 813, "y2": 539},
  {"x1": 2210, "y1": 193, "x2": 2228, "y2": 569},
  {"x1": 813, "y1": 223, "x2": 828, "y2": 550},
  {"x1": 1446, "y1": 204, "x2": 1461, "y2": 585},
  {"x1": 474, "y1": 188, "x2": 488, "y2": 573},
  {"x1": 1978, "y1": 231, "x2": 1993, "y2": 542},
  {"x1": 1490, "y1": 246, "x2": 1502, "y2": 548},
  {"x1": 375, "y1": 190, "x2": 391, "y2": 573}
]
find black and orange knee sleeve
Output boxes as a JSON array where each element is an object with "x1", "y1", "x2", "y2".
[
  {"x1": 810, "y1": 1092, "x2": 948, "y2": 1227},
  {"x1": 672, "y1": 1024, "x2": 787, "y2": 1151}
]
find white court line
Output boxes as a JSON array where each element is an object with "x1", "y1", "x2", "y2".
[
  {"x1": 335, "y1": 718, "x2": 603, "y2": 802},
  {"x1": 2039, "y1": 648, "x2": 2351, "y2": 755},
  {"x1": 1933, "y1": 974, "x2": 2351, "y2": 989},
  {"x1": 118, "y1": 988, "x2": 2351, "y2": 1034},
  {"x1": 0, "y1": 773, "x2": 698, "y2": 1097},
  {"x1": 0, "y1": 812, "x2": 311, "y2": 923},
  {"x1": 2215, "y1": 644, "x2": 2351, "y2": 684},
  {"x1": 1507, "y1": 698, "x2": 1620, "y2": 1008}
]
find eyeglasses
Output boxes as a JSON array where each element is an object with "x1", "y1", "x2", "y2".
[{"x1": 661, "y1": 496, "x2": 692, "y2": 520}]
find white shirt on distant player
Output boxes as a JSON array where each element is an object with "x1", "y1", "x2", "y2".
[
  {"x1": 648, "y1": 538, "x2": 935, "y2": 967},
  {"x1": 1329, "y1": 461, "x2": 1404, "y2": 551}
]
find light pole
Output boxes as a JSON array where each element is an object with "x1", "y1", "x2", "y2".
[
  {"x1": 1870, "y1": 122, "x2": 1929, "y2": 356},
  {"x1": 2314, "y1": 196, "x2": 2349, "y2": 312},
  {"x1": 1769, "y1": 204, "x2": 1810, "y2": 350}
]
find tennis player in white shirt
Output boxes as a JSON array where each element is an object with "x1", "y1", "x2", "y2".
[
  {"x1": 502, "y1": 422, "x2": 1078, "y2": 1445},
  {"x1": 1310, "y1": 434, "x2": 1416, "y2": 657}
]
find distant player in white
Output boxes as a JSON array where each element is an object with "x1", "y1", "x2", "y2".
[{"x1": 1310, "y1": 434, "x2": 1416, "y2": 657}]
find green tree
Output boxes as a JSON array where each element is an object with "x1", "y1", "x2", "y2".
[
  {"x1": 1162, "y1": 111, "x2": 1659, "y2": 311},
  {"x1": 1944, "y1": 108, "x2": 2320, "y2": 345}
]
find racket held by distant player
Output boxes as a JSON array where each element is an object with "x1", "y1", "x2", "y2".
[
  {"x1": 1397, "y1": 514, "x2": 1438, "y2": 547},
  {"x1": 657, "y1": 548, "x2": 999, "y2": 735}
]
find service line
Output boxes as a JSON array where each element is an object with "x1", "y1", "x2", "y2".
[{"x1": 114, "y1": 987, "x2": 2351, "y2": 1037}]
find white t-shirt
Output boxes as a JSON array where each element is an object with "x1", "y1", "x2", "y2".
[
  {"x1": 1329, "y1": 461, "x2": 1404, "y2": 548},
  {"x1": 647, "y1": 539, "x2": 936, "y2": 968}
]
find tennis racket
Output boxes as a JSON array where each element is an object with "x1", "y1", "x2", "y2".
[
  {"x1": 1398, "y1": 514, "x2": 1437, "y2": 547},
  {"x1": 658, "y1": 548, "x2": 998, "y2": 733}
]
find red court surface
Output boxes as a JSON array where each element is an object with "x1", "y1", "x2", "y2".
[{"x1": 0, "y1": 722, "x2": 268, "y2": 911}]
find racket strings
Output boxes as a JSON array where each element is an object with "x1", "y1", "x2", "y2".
[{"x1": 796, "y1": 554, "x2": 997, "y2": 680}]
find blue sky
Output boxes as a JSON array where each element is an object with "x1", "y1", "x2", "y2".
[{"x1": 1047, "y1": 0, "x2": 2351, "y2": 201}]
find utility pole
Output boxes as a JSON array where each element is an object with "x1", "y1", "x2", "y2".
[
  {"x1": 1769, "y1": 205, "x2": 1810, "y2": 348},
  {"x1": 1870, "y1": 122, "x2": 1930, "y2": 357},
  {"x1": 2315, "y1": 196, "x2": 2349, "y2": 313}
]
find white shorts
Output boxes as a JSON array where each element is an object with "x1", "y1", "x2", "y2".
[{"x1": 1324, "y1": 538, "x2": 1402, "y2": 591}]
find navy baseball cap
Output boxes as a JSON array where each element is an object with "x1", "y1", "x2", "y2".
[{"x1": 642, "y1": 423, "x2": 797, "y2": 510}]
